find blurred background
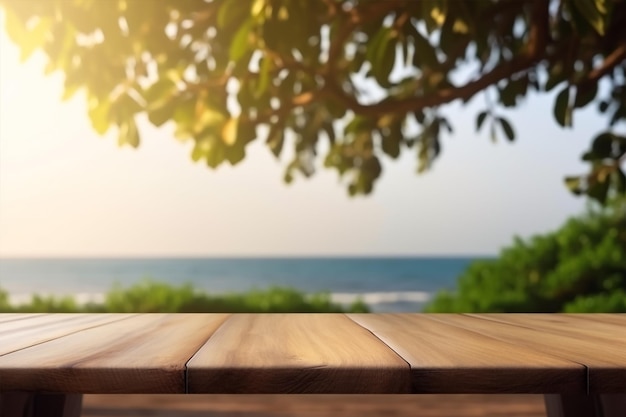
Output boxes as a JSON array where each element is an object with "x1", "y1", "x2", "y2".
[{"x1": 0, "y1": 0, "x2": 624, "y2": 415}]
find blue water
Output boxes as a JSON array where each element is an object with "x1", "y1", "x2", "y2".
[{"x1": 0, "y1": 257, "x2": 485, "y2": 312}]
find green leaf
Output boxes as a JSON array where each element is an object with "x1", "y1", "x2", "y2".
[
  {"x1": 88, "y1": 97, "x2": 112, "y2": 135},
  {"x1": 145, "y1": 80, "x2": 179, "y2": 128},
  {"x1": 499, "y1": 78, "x2": 528, "y2": 108},
  {"x1": 615, "y1": 168, "x2": 626, "y2": 194},
  {"x1": 229, "y1": 19, "x2": 254, "y2": 62},
  {"x1": 476, "y1": 111, "x2": 488, "y2": 131},
  {"x1": 218, "y1": 0, "x2": 248, "y2": 28},
  {"x1": 143, "y1": 79, "x2": 177, "y2": 103},
  {"x1": 148, "y1": 103, "x2": 174, "y2": 127},
  {"x1": 438, "y1": 117, "x2": 453, "y2": 134},
  {"x1": 431, "y1": 8, "x2": 446, "y2": 26},
  {"x1": 238, "y1": 119, "x2": 257, "y2": 145},
  {"x1": 564, "y1": 176, "x2": 583, "y2": 195},
  {"x1": 345, "y1": 116, "x2": 370, "y2": 135},
  {"x1": 581, "y1": 151, "x2": 598, "y2": 162},
  {"x1": 554, "y1": 87, "x2": 572, "y2": 127},
  {"x1": 497, "y1": 117, "x2": 515, "y2": 141},
  {"x1": 452, "y1": 18, "x2": 469, "y2": 34},
  {"x1": 112, "y1": 93, "x2": 143, "y2": 124},
  {"x1": 194, "y1": 100, "x2": 227, "y2": 134},
  {"x1": 322, "y1": 121, "x2": 335, "y2": 144},
  {"x1": 221, "y1": 118, "x2": 238, "y2": 146},
  {"x1": 591, "y1": 133, "x2": 614, "y2": 157},
  {"x1": 172, "y1": 97, "x2": 196, "y2": 132},
  {"x1": 367, "y1": 27, "x2": 396, "y2": 87},
  {"x1": 574, "y1": 84, "x2": 598, "y2": 108},
  {"x1": 411, "y1": 29, "x2": 438, "y2": 68},
  {"x1": 4, "y1": 9, "x2": 28, "y2": 50},
  {"x1": 545, "y1": 62, "x2": 566, "y2": 92},
  {"x1": 251, "y1": 0, "x2": 266, "y2": 17},
  {"x1": 118, "y1": 118, "x2": 140, "y2": 148},
  {"x1": 598, "y1": 101, "x2": 610, "y2": 113},
  {"x1": 266, "y1": 124, "x2": 285, "y2": 158},
  {"x1": 572, "y1": 0, "x2": 606, "y2": 35},
  {"x1": 225, "y1": 142, "x2": 245, "y2": 165},
  {"x1": 588, "y1": 175, "x2": 610, "y2": 204},
  {"x1": 206, "y1": 140, "x2": 226, "y2": 168},
  {"x1": 20, "y1": 17, "x2": 53, "y2": 62},
  {"x1": 490, "y1": 120, "x2": 497, "y2": 143},
  {"x1": 416, "y1": 122, "x2": 439, "y2": 173},
  {"x1": 62, "y1": 84, "x2": 81, "y2": 101},
  {"x1": 381, "y1": 133, "x2": 401, "y2": 159},
  {"x1": 255, "y1": 55, "x2": 272, "y2": 98},
  {"x1": 191, "y1": 139, "x2": 208, "y2": 162}
]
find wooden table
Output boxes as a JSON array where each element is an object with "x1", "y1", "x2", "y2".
[{"x1": 0, "y1": 314, "x2": 624, "y2": 417}]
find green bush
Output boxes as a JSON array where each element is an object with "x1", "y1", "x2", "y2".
[
  {"x1": 0, "y1": 288, "x2": 10, "y2": 312},
  {"x1": 426, "y1": 199, "x2": 626, "y2": 313},
  {"x1": 0, "y1": 280, "x2": 370, "y2": 313}
]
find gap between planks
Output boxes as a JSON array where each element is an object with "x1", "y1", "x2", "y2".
[{"x1": 433, "y1": 314, "x2": 601, "y2": 395}]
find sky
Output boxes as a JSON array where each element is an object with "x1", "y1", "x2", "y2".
[{"x1": 0, "y1": 16, "x2": 603, "y2": 258}]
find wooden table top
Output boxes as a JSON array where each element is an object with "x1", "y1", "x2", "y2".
[{"x1": 0, "y1": 314, "x2": 624, "y2": 395}]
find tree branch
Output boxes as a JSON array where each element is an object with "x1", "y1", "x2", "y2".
[
  {"x1": 316, "y1": 0, "x2": 551, "y2": 116},
  {"x1": 580, "y1": 43, "x2": 626, "y2": 87}
]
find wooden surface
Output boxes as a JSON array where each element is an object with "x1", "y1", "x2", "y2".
[
  {"x1": 426, "y1": 314, "x2": 626, "y2": 393},
  {"x1": 0, "y1": 314, "x2": 133, "y2": 356},
  {"x1": 0, "y1": 314, "x2": 228, "y2": 393},
  {"x1": 186, "y1": 314, "x2": 411, "y2": 393},
  {"x1": 0, "y1": 314, "x2": 624, "y2": 394},
  {"x1": 348, "y1": 314, "x2": 584, "y2": 393}
]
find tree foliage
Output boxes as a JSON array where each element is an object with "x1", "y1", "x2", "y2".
[
  {"x1": 1, "y1": 0, "x2": 625, "y2": 199},
  {"x1": 0, "y1": 280, "x2": 370, "y2": 313},
  {"x1": 425, "y1": 198, "x2": 626, "y2": 313}
]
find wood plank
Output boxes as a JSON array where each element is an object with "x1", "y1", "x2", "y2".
[
  {"x1": 349, "y1": 314, "x2": 584, "y2": 394},
  {"x1": 430, "y1": 314, "x2": 626, "y2": 393},
  {"x1": 575, "y1": 314, "x2": 626, "y2": 327},
  {"x1": 187, "y1": 313, "x2": 411, "y2": 394},
  {"x1": 468, "y1": 314, "x2": 626, "y2": 344},
  {"x1": 0, "y1": 314, "x2": 229, "y2": 393},
  {"x1": 0, "y1": 314, "x2": 44, "y2": 324},
  {"x1": 0, "y1": 314, "x2": 134, "y2": 356}
]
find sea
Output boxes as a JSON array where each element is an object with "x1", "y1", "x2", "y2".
[{"x1": 0, "y1": 257, "x2": 487, "y2": 312}]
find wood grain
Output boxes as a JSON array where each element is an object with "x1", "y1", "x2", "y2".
[
  {"x1": 575, "y1": 314, "x2": 626, "y2": 327},
  {"x1": 349, "y1": 314, "x2": 584, "y2": 394},
  {"x1": 0, "y1": 314, "x2": 43, "y2": 324},
  {"x1": 0, "y1": 314, "x2": 229, "y2": 393},
  {"x1": 186, "y1": 313, "x2": 411, "y2": 394},
  {"x1": 468, "y1": 314, "x2": 626, "y2": 344},
  {"x1": 429, "y1": 314, "x2": 626, "y2": 393},
  {"x1": 0, "y1": 314, "x2": 133, "y2": 356}
]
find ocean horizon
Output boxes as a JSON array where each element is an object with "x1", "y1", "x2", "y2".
[{"x1": 0, "y1": 256, "x2": 492, "y2": 312}]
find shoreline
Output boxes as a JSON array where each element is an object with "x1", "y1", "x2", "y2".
[{"x1": 4, "y1": 289, "x2": 434, "y2": 312}]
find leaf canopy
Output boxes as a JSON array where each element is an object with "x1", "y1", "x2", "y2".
[{"x1": 1, "y1": 0, "x2": 625, "y2": 201}]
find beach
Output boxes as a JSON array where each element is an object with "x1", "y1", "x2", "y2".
[{"x1": 82, "y1": 394, "x2": 545, "y2": 416}]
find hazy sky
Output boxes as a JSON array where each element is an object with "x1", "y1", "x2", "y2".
[{"x1": 0, "y1": 17, "x2": 601, "y2": 257}]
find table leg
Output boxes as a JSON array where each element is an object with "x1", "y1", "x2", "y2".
[
  {"x1": 599, "y1": 395, "x2": 626, "y2": 417},
  {"x1": 544, "y1": 394, "x2": 625, "y2": 417},
  {"x1": 544, "y1": 394, "x2": 600, "y2": 417},
  {"x1": 0, "y1": 392, "x2": 82, "y2": 417}
]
